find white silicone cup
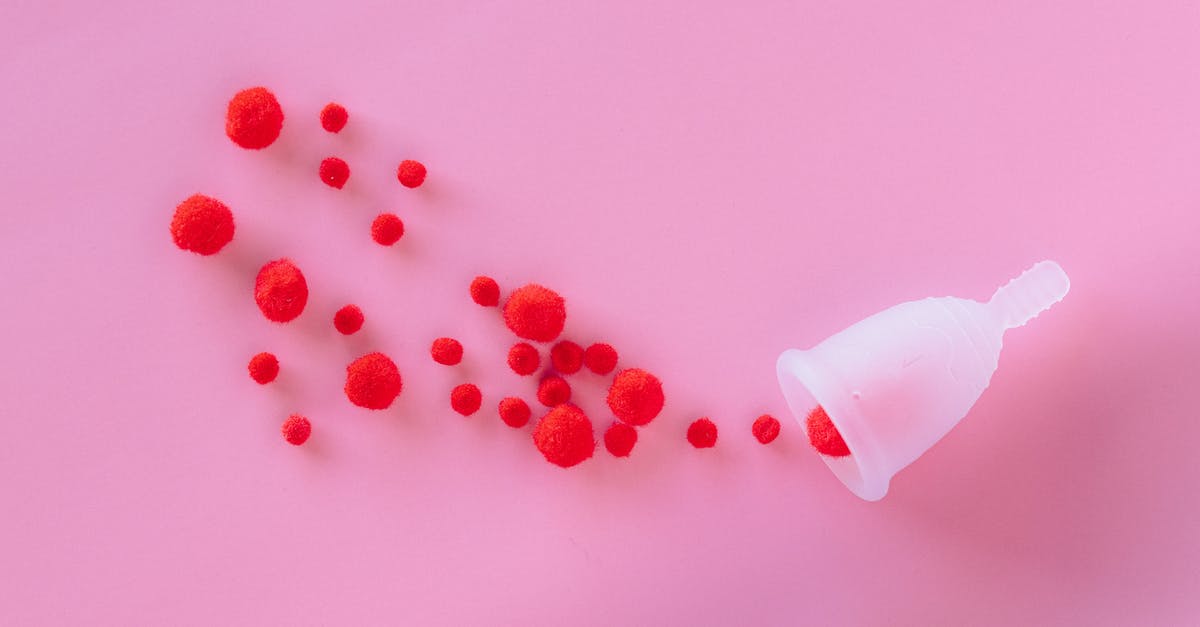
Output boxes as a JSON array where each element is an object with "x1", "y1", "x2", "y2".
[{"x1": 777, "y1": 261, "x2": 1070, "y2": 501}]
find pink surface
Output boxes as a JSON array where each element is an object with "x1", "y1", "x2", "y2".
[{"x1": 2, "y1": 2, "x2": 1198, "y2": 624}]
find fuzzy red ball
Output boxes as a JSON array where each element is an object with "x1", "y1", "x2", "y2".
[
  {"x1": 507, "y1": 342, "x2": 540, "y2": 376},
  {"x1": 371, "y1": 213, "x2": 404, "y2": 246},
  {"x1": 344, "y1": 352, "x2": 402, "y2": 410},
  {"x1": 503, "y1": 284, "x2": 566, "y2": 343},
  {"x1": 806, "y1": 406, "x2": 850, "y2": 457},
  {"x1": 254, "y1": 259, "x2": 308, "y2": 323},
  {"x1": 397, "y1": 159, "x2": 427, "y2": 188},
  {"x1": 470, "y1": 276, "x2": 500, "y2": 307},
  {"x1": 281, "y1": 414, "x2": 311, "y2": 445},
  {"x1": 550, "y1": 341, "x2": 584, "y2": 375},
  {"x1": 319, "y1": 157, "x2": 350, "y2": 189},
  {"x1": 604, "y1": 421, "x2": 638, "y2": 458},
  {"x1": 431, "y1": 337, "x2": 463, "y2": 366},
  {"x1": 537, "y1": 375, "x2": 572, "y2": 407},
  {"x1": 532, "y1": 403, "x2": 595, "y2": 468},
  {"x1": 170, "y1": 194, "x2": 235, "y2": 255},
  {"x1": 319, "y1": 102, "x2": 348, "y2": 133},
  {"x1": 334, "y1": 305, "x2": 364, "y2": 335},
  {"x1": 687, "y1": 418, "x2": 718, "y2": 449},
  {"x1": 498, "y1": 397, "x2": 532, "y2": 428},
  {"x1": 606, "y1": 368, "x2": 664, "y2": 426},
  {"x1": 583, "y1": 343, "x2": 618, "y2": 375},
  {"x1": 451, "y1": 384, "x2": 482, "y2": 416},
  {"x1": 752, "y1": 414, "x2": 781, "y2": 445},
  {"x1": 247, "y1": 352, "x2": 279, "y2": 384},
  {"x1": 225, "y1": 87, "x2": 283, "y2": 149}
]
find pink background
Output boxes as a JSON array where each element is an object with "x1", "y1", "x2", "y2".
[{"x1": 2, "y1": 1, "x2": 1198, "y2": 624}]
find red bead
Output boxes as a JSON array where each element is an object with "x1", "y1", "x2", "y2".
[
  {"x1": 451, "y1": 384, "x2": 482, "y2": 416},
  {"x1": 687, "y1": 418, "x2": 718, "y2": 449},
  {"x1": 470, "y1": 276, "x2": 500, "y2": 307},
  {"x1": 503, "y1": 284, "x2": 566, "y2": 343},
  {"x1": 498, "y1": 397, "x2": 532, "y2": 428},
  {"x1": 583, "y1": 343, "x2": 618, "y2": 375},
  {"x1": 281, "y1": 414, "x2": 311, "y2": 445},
  {"x1": 550, "y1": 341, "x2": 584, "y2": 374},
  {"x1": 537, "y1": 375, "x2": 572, "y2": 407},
  {"x1": 248, "y1": 352, "x2": 279, "y2": 384},
  {"x1": 604, "y1": 422, "x2": 638, "y2": 458},
  {"x1": 507, "y1": 342, "x2": 540, "y2": 376},
  {"x1": 431, "y1": 337, "x2": 463, "y2": 366},
  {"x1": 344, "y1": 352, "x2": 402, "y2": 410},
  {"x1": 170, "y1": 194, "x2": 235, "y2": 255},
  {"x1": 319, "y1": 102, "x2": 348, "y2": 133},
  {"x1": 319, "y1": 157, "x2": 350, "y2": 189},
  {"x1": 532, "y1": 404, "x2": 595, "y2": 468},
  {"x1": 371, "y1": 213, "x2": 405, "y2": 246},
  {"x1": 225, "y1": 86, "x2": 284, "y2": 149},
  {"x1": 333, "y1": 305, "x2": 364, "y2": 335},
  {"x1": 397, "y1": 159, "x2": 426, "y2": 188},
  {"x1": 752, "y1": 414, "x2": 781, "y2": 444},
  {"x1": 254, "y1": 259, "x2": 308, "y2": 323},
  {"x1": 806, "y1": 406, "x2": 850, "y2": 457},
  {"x1": 606, "y1": 368, "x2": 664, "y2": 426}
]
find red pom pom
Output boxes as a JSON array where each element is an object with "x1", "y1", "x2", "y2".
[
  {"x1": 583, "y1": 343, "x2": 618, "y2": 375},
  {"x1": 550, "y1": 341, "x2": 584, "y2": 374},
  {"x1": 507, "y1": 342, "x2": 540, "y2": 376},
  {"x1": 606, "y1": 368, "x2": 664, "y2": 426},
  {"x1": 371, "y1": 213, "x2": 404, "y2": 246},
  {"x1": 603, "y1": 421, "x2": 638, "y2": 457},
  {"x1": 333, "y1": 304, "x2": 364, "y2": 335},
  {"x1": 254, "y1": 259, "x2": 308, "y2": 323},
  {"x1": 752, "y1": 414, "x2": 781, "y2": 444},
  {"x1": 431, "y1": 337, "x2": 463, "y2": 366},
  {"x1": 281, "y1": 414, "x2": 311, "y2": 445},
  {"x1": 451, "y1": 383, "x2": 482, "y2": 416},
  {"x1": 247, "y1": 352, "x2": 279, "y2": 384},
  {"x1": 532, "y1": 404, "x2": 595, "y2": 468},
  {"x1": 225, "y1": 87, "x2": 283, "y2": 149},
  {"x1": 170, "y1": 194, "x2": 235, "y2": 255},
  {"x1": 498, "y1": 397, "x2": 531, "y2": 428},
  {"x1": 319, "y1": 102, "x2": 348, "y2": 133},
  {"x1": 687, "y1": 418, "x2": 718, "y2": 449},
  {"x1": 319, "y1": 157, "x2": 350, "y2": 189},
  {"x1": 344, "y1": 352, "x2": 402, "y2": 410},
  {"x1": 806, "y1": 406, "x2": 850, "y2": 457},
  {"x1": 503, "y1": 284, "x2": 566, "y2": 342},
  {"x1": 470, "y1": 276, "x2": 500, "y2": 307},
  {"x1": 397, "y1": 159, "x2": 427, "y2": 188},
  {"x1": 537, "y1": 374, "x2": 572, "y2": 407}
]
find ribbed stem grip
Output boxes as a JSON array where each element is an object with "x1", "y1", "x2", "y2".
[{"x1": 988, "y1": 260, "x2": 1070, "y2": 329}]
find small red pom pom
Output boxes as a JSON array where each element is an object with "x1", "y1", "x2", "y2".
[
  {"x1": 319, "y1": 157, "x2": 350, "y2": 189},
  {"x1": 170, "y1": 194, "x2": 235, "y2": 255},
  {"x1": 371, "y1": 213, "x2": 404, "y2": 246},
  {"x1": 498, "y1": 397, "x2": 531, "y2": 428},
  {"x1": 281, "y1": 414, "x2": 311, "y2": 445},
  {"x1": 606, "y1": 368, "x2": 664, "y2": 426},
  {"x1": 470, "y1": 276, "x2": 500, "y2": 307},
  {"x1": 806, "y1": 406, "x2": 850, "y2": 457},
  {"x1": 397, "y1": 159, "x2": 427, "y2": 188},
  {"x1": 507, "y1": 342, "x2": 540, "y2": 376},
  {"x1": 687, "y1": 418, "x2": 718, "y2": 449},
  {"x1": 537, "y1": 375, "x2": 572, "y2": 407},
  {"x1": 451, "y1": 383, "x2": 482, "y2": 416},
  {"x1": 334, "y1": 304, "x2": 364, "y2": 335},
  {"x1": 583, "y1": 343, "x2": 618, "y2": 375},
  {"x1": 431, "y1": 337, "x2": 463, "y2": 366},
  {"x1": 248, "y1": 352, "x2": 279, "y2": 384},
  {"x1": 503, "y1": 284, "x2": 566, "y2": 342},
  {"x1": 254, "y1": 259, "x2": 308, "y2": 323},
  {"x1": 319, "y1": 102, "x2": 348, "y2": 133},
  {"x1": 604, "y1": 421, "x2": 638, "y2": 457},
  {"x1": 225, "y1": 87, "x2": 284, "y2": 149},
  {"x1": 550, "y1": 341, "x2": 584, "y2": 374},
  {"x1": 752, "y1": 414, "x2": 781, "y2": 444},
  {"x1": 532, "y1": 403, "x2": 595, "y2": 468},
  {"x1": 344, "y1": 352, "x2": 402, "y2": 410}
]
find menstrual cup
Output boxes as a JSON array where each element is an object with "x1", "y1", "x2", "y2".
[{"x1": 777, "y1": 261, "x2": 1070, "y2": 501}]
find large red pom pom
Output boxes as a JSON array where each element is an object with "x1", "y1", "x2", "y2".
[
  {"x1": 532, "y1": 404, "x2": 595, "y2": 468},
  {"x1": 170, "y1": 194, "x2": 235, "y2": 255},
  {"x1": 550, "y1": 341, "x2": 584, "y2": 375},
  {"x1": 320, "y1": 102, "x2": 348, "y2": 133},
  {"x1": 397, "y1": 159, "x2": 426, "y2": 188},
  {"x1": 334, "y1": 304, "x2": 364, "y2": 335},
  {"x1": 344, "y1": 352, "x2": 402, "y2": 410},
  {"x1": 248, "y1": 352, "x2": 279, "y2": 384},
  {"x1": 498, "y1": 397, "x2": 531, "y2": 428},
  {"x1": 606, "y1": 368, "x2": 664, "y2": 426},
  {"x1": 225, "y1": 87, "x2": 283, "y2": 149},
  {"x1": 319, "y1": 157, "x2": 350, "y2": 189},
  {"x1": 281, "y1": 414, "x2": 311, "y2": 445},
  {"x1": 451, "y1": 384, "x2": 482, "y2": 416},
  {"x1": 752, "y1": 414, "x2": 781, "y2": 444},
  {"x1": 254, "y1": 259, "x2": 308, "y2": 323},
  {"x1": 507, "y1": 342, "x2": 540, "y2": 376},
  {"x1": 470, "y1": 276, "x2": 500, "y2": 307},
  {"x1": 371, "y1": 213, "x2": 404, "y2": 246},
  {"x1": 431, "y1": 337, "x2": 463, "y2": 366},
  {"x1": 583, "y1": 343, "x2": 618, "y2": 375},
  {"x1": 537, "y1": 375, "x2": 571, "y2": 407},
  {"x1": 503, "y1": 284, "x2": 566, "y2": 342},
  {"x1": 687, "y1": 418, "x2": 718, "y2": 449},
  {"x1": 806, "y1": 406, "x2": 850, "y2": 457},
  {"x1": 604, "y1": 422, "x2": 638, "y2": 458}
]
